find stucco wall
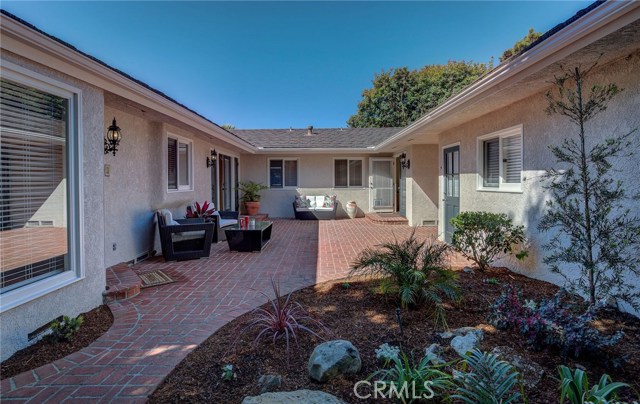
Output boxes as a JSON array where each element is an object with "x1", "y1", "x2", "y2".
[
  {"x1": 0, "y1": 51, "x2": 106, "y2": 360},
  {"x1": 102, "y1": 104, "x2": 239, "y2": 267},
  {"x1": 406, "y1": 145, "x2": 439, "y2": 227},
  {"x1": 240, "y1": 154, "x2": 395, "y2": 218},
  {"x1": 436, "y1": 52, "x2": 640, "y2": 310}
]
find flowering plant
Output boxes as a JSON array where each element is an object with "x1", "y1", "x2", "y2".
[{"x1": 186, "y1": 201, "x2": 215, "y2": 219}]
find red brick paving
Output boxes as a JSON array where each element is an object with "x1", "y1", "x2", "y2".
[{"x1": 1, "y1": 219, "x2": 435, "y2": 402}]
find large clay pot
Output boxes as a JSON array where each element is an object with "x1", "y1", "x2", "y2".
[
  {"x1": 345, "y1": 201, "x2": 357, "y2": 219},
  {"x1": 244, "y1": 201, "x2": 260, "y2": 216}
]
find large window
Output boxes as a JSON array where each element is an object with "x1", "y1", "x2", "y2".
[
  {"x1": 167, "y1": 135, "x2": 192, "y2": 191},
  {"x1": 269, "y1": 158, "x2": 298, "y2": 188},
  {"x1": 334, "y1": 158, "x2": 363, "y2": 188},
  {"x1": 0, "y1": 68, "x2": 81, "y2": 302},
  {"x1": 477, "y1": 125, "x2": 523, "y2": 192}
]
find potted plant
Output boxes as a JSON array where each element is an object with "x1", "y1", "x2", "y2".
[
  {"x1": 238, "y1": 181, "x2": 268, "y2": 216},
  {"x1": 186, "y1": 201, "x2": 216, "y2": 221}
]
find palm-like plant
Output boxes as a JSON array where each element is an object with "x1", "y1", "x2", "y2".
[
  {"x1": 558, "y1": 366, "x2": 628, "y2": 404},
  {"x1": 453, "y1": 349, "x2": 522, "y2": 404},
  {"x1": 350, "y1": 230, "x2": 459, "y2": 311},
  {"x1": 370, "y1": 352, "x2": 453, "y2": 404}
]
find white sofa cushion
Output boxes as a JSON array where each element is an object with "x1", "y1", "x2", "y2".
[
  {"x1": 171, "y1": 230, "x2": 205, "y2": 242},
  {"x1": 160, "y1": 209, "x2": 180, "y2": 226},
  {"x1": 219, "y1": 218, "x2": 238, "y2": 227},
  {"x1": 315, "y1": 207, "x2": 334, "y2": 211}
]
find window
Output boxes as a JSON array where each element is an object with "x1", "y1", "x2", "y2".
[
  {"x1": 334, "y1": 159, "x2": 363, "y2": 187},
  {"x1": 0, "y1": 65, "x2": 82, "y2": 306},
  {"x1": 269, "y1": 158, "x2": 298, "y2": 188},
  {"x1": 478, "y1": 125, "x2": 523, "y2": 192},
  {"x1": 167, "y1": 135, "x2": 192, "y2": 191}
]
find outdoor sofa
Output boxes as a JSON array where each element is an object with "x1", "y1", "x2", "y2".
[
  {"x1": 156, "y1": 209, "x2": 214, "y2": 261},
  {"x1": 292, "y1": 195, "x2": 337, "y2": 220}
]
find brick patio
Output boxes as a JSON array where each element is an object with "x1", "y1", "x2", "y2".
[{"x1": 1, "y1": 219, "x2": 436, "y2": 402}]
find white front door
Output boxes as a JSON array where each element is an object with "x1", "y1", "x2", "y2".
[{"x1": 369, "y1": 158, "x2": 394, "y2": 212}]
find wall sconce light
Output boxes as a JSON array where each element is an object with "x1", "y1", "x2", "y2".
[
  {"x1": 400, "y1": 152, "x2": 411, "y2": 170},
  {"x1": 206, "y1": 149, "x2": 217, "y2": 168},
  {"x1": 104, "y1": 118, "x2": 122, "y2": 156}
]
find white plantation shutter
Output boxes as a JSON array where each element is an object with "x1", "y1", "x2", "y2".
[
  {"x1": 167, "y1": 137, "x2": 177, "y2": 189},
  {"x1": 483, "y1": 138, "x2": 499, "y2": 187},
  {"x1": 0, "y1": 78, "x2": 69, "y2": 291},
  {"x1": 503, "y1": 135, "x2": 522, "y2": 184}
]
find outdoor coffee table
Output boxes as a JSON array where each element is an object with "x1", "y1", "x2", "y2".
[{"x1": 224, "y1": 221, "x2": 273, "y2": 252}]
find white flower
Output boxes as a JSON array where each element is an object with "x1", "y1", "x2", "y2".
[{"x1": 375, "y1": 343, "x2": 400, "y2": 363}]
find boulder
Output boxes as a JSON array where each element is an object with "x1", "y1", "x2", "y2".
[
  {"x1": 463, "y1": 266, "x2": 475, "y2": 274},
  {"x1": 491, "y1": 346, "x2": 544, "y2": 388},
  {"x1": 242, "y1": 390, "x2": 345, "y2": 404},
  {"x1": 438, "y1": 326, "x2": 479, "y2": 340},
  {"x1": 308, "y1": 340, "x2": 361, "y2": 382},
  {"x1": 424, "y1": 343, "x2": 445, "y2": 365},
  {"x1": 450, "y1": 329, "x2": 484, "y2": 357},
  {"x1": 258, "y1": 374, "x2": 282, "y2": 393}
]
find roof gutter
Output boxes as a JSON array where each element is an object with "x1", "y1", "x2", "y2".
[
  {"x1": 0, "y1": 13, "x2": 257, "y2": 153},
  {"x1": 375, "y1": 0, "x2": 640, "y2": 151}
]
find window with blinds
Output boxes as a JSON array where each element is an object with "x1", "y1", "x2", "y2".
[
  {"x1": 268, "y1": 158, "x2": 298, "y2": 188},
  {"x1": 483, "y1": 138, "x2": 500, "y2": 187},
  {"x1": 478, "y1": 126, "x2": 523, "y2": 191},
  {"x1": 503, "y1": 135, "x2": 522, "y2": 183},
  {"x1": 334, "y1": 159, "x2": 363, "y2": 187},
  {"x1": 167, "y1": 135, "x2": 191, "y2": 191},
  {"x1": 0, "y1": 78, "x2": 70, "y2": 292}
]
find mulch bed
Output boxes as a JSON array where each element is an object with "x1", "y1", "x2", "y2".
[
  {"x1": 1, "y1": 305, "x2": 114, "y2": 380},
  {"x1": 150, "y1": 268, "x2": 640, "y2": 403}
]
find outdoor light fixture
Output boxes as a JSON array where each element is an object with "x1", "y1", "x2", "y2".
[
  {"x1": 104, "y1": 118, "x2": 122, "y2": 156},
  {"x1": 206, "y1": 149, "x2": 217, "y2": 168},
  {"x1": 400, "y1": 152, "x2": 410, "y2": 170}
]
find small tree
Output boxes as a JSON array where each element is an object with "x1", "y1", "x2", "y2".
[{"x1": 540, "y1": 63, "x2": 640, "y2": 309}]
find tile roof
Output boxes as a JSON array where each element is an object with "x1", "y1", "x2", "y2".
[{"x1": 232, "y1": 127, "x2": 402, "y2": 149}]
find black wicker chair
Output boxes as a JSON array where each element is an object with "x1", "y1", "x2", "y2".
[
  {"x1": 211, "y1": 211, "x2": 240, "y2": 242},
  {"x1": 156, "y1": 212, "x2": 215, "y2": 261}
]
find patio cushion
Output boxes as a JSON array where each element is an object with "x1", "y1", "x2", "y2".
[
  {"x1": 295, "y1": 207, "x2": 313, "y2": 212},
  {"x1": 160, "y1": 209, "x2": 180, "y2": 226},
  {"x1": 323, "y1": 195, "x2": 336, "y2": 208},
  {"x1": 171, "y1": 230, "x2": 205, "y2": 242},
  {"x1": 315, "y1": 207, "x2": 334, "y2": 211},
  {"x1": 295, "y1": 195, "x2": 311, "y2": 208},
  {"x1": 314, "y1": 196, "x2": 325, "y2": 208},
  {"x1": 219, "y1": 218, "x2": 238, "y2": 227}
]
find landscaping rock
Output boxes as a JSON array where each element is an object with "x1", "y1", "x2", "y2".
[
  {"x1": 450, "y1": 328, "x2": 484, "y2": 357},
  {"x1": 491, "y1": 346, "x2": 544, "y2": 388},
  {"x1": 308, "y1": 340, "x2": 361, "y2": 382},
  {"x1": 438, "y1": 326, "x2": 482, "y2": 341},
  {"x1": 242, "y1": 389, "x2": 346, "y2": 404},
  {"x1": 258, "y1": 374, "x2": 283, "y2": 393},
  {"x1": 463, "y1": 266, "x2": 475, "y2": 274},
  {"x1": 424, "y1": 343, "x2": 445, "y2": 365}
]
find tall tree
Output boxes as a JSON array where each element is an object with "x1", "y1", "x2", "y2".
[
  {"x1": 539, "y1": 63, "x2": 640, "y2": 309},
  {"x1": 348, "y1": 61, "x2": 489, "y2": 128},
  {"x1": 500, "y1": 28, "x2": 542, "y2": 62}
]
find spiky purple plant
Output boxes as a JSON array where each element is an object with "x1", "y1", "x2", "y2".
[{"x1": 243, "y1": 278, "x2": 327, "y2": 362}]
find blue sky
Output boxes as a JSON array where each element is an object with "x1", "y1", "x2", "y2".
[{"x1": 2, "y1": 1, "x2": 590, "y2": 128}]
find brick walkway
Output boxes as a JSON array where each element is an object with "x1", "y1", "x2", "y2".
[{"x1": 1, "y1": 219, "x2": 435, "y2": 402}]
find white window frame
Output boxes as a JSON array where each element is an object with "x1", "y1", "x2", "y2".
[
  {"x1": 166, "y1": 133, "x2": 193, "y2": 192},
  {"x1": 476, "y1": 125, "x2": 523, "y2": 193},
  {"x1": 333, "y1": 157, "x2": 365, "y2": 188},
  {"x1": 267, "y1": 157, "x2": 299, "y2": 189},
  {"x1": 0, "y1": 61, "x2": 84, "y2": 313}
]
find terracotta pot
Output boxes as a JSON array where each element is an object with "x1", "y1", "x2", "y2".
[{"x1": 244, "y1": 201, "x2": 260, "y2": 216}]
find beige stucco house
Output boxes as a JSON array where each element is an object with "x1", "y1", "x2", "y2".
[{"x1": 1, "y1": 1, "x2": 639, "y2": 359}]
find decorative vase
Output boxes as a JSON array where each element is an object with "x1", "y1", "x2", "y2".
[
  {"x1": 346, "y1": 201, "x2": 357, "y2": 219},
  {"x1": 244, "y1": 201, "x2": 260, "y2": 216}
]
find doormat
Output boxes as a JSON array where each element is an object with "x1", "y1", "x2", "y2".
[{"x1": 139, "y1": 270, "x2": 176, "y2": 289}]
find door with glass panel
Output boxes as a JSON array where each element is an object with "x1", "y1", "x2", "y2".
[
  {"x1": 443, "y1": 146, "x2": 460, "y2": 243},
  {"x1": 218, "y1": 154, "x2": 233, "y2": 211},
  {"x1": 369, "y1": 158, "x2": 394, "y2": 212}
]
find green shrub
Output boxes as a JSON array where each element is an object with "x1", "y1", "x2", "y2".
[
  {"x1": 49, "y1": 315, "x2": 84, "y2": 342},
  {"x1": 453, "y1": 349, "x2": 522, "y2": 404},
  {"x1": 370, "y1": 352, "x2": 453, "y2": 402},
  {"x1": 558, "y1": 365, "x2": 628, "y2": 404},
  {"x1": 450, "y1": 211, "x2": 527, "y2": 271},
  {"x1": 350, "y1": 230, "x2": 459, "y2": 313}
]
